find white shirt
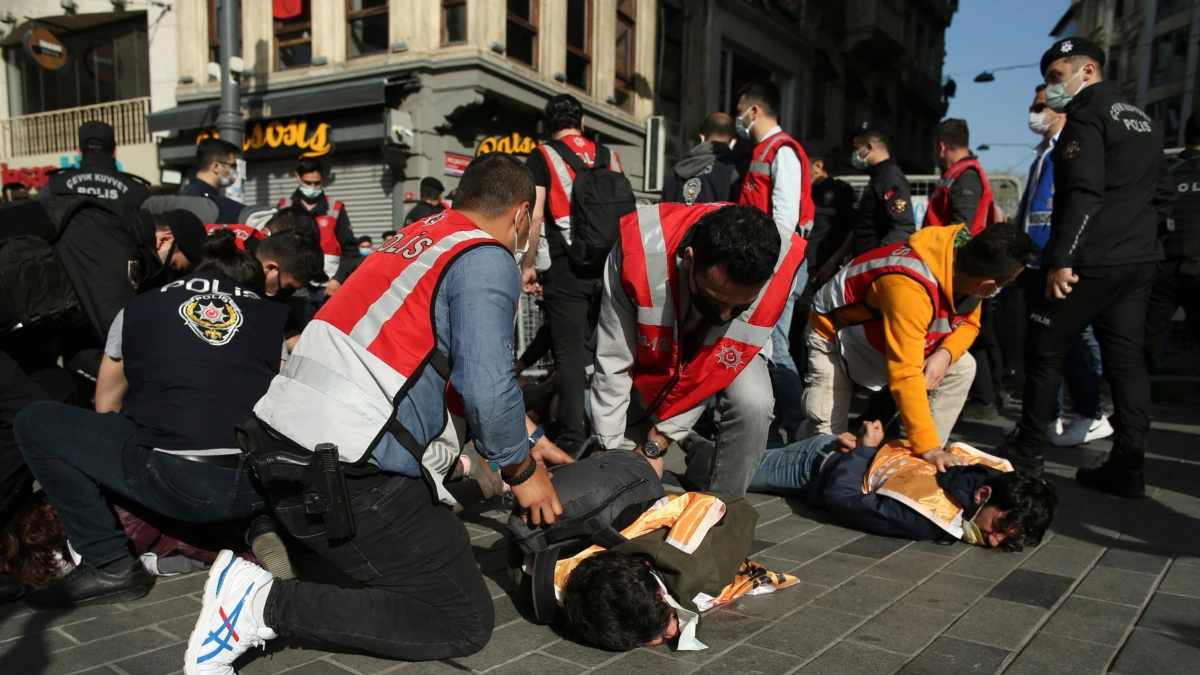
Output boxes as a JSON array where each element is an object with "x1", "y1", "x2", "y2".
[{"x1": 761, "y1": 126, "x2": 805, "y2": 237}]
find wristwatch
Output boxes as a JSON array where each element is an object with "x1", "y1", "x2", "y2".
[{"x1": 641, "y1": 439, "x2": 666, "y2": 459}]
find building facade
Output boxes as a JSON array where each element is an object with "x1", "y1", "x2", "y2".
[{"x1": 0, "y1": 0, "x2": 179, "y2": 192}]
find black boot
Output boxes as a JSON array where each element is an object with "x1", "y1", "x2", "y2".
[
  {"x1": 993, "y1": 427, "x2": 1046, "y2": 478},
  {"x1": 25, "y1": 559, "x2": 153, "y2": 609},
  {"x1": 1076, "y1": 461, "x2": 1146, "y2": 499}
]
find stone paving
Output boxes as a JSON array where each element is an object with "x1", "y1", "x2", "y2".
[{"x1": 2, "y1": 401, "x2": 1199, "y2": 675}]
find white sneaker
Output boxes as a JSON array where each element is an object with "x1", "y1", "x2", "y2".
[
  {"x1": 185, "y1": 550, "x2": 276, "y2": 675},
  {"x1": 1004, "y1": 418, "x2": 1064, "y2": 437},
  {"x1": 1050, "y1": 414, "x2": 1114, "y2": 447}
]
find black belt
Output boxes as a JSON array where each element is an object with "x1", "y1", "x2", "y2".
[{"x1": 170, "y1": 453, "x2": 244, "y2": 468}]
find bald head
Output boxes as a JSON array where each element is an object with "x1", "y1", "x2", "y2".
[{"x1": 699, "y1": 113, "x2": 737, "y2": 144}]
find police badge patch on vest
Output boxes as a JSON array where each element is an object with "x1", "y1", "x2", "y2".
[
  {"x1": 179, "y1": 294, "x2": 244, "y2": 346},
  {"x1": 891, "y1": 198, "x2": 908, "y2": 213},
  {"x1": 1062, "y1": 140, "x2": 1081, "y2": 160},
  {"x1": 683, "y1": 177, "x2": 702, "y2": 206}
]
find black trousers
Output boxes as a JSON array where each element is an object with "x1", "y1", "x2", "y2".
[
  {"x1": 1016, "y1": 263, "x2": 1157, "y2": 468},
  {"x1": 265, "y1": 470, "x2": 494, "y2": 660},
  {"x1": 1143, "y1": 259, "x2": 1200, "y2": 366},
  {"x1": 541, "y1": 263, "x2": 601, "y2": 453},
  {"x1": 968, "y1": 299, "x2": 1004, "y2": 406}
]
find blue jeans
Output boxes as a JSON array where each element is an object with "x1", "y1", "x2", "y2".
[
  {"x1": 1056, "y1": 325, "x2": 1103, "y2": 420},
  {"x1": 769, "y1": 260, "x2": 809, "y2": 441},
  {"x1": 747, "y1": 432, "x2": 837, "y2": 497}
]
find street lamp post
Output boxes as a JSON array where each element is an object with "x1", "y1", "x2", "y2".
[{"x1": 216, "y1": 0, "x2": 243, "y2": 149}]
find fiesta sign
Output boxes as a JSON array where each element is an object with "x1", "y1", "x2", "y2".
[
  {"x1": 476, "y1": 132, "x2": 539, "y2": 156},
  {"x1": 196, "y1": 118, "x2": 332, "y2": 157}
]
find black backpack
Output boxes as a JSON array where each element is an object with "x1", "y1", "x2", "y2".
[
  {"x1": 506, "y1": 451, "x2": 666, "y2": 624},
  {"x1": 548, "y1": 140, "x2": 637, "y2": 278}
]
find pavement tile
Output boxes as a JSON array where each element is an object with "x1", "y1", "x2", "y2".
[
  {"x1": 905, "y1": 539, "x2": 967, "y2": 558},
  {"x1": 795, "y1": 640, "x2": 908, "y2": 675},
  {"x1": 1110, "y1": 627, "x2": 1200, "y2": 675},
  {"x1": 1003, "y1": 632, "x2": 1114, "y2": 675},
  {"x1": 811, "y1": 576, "x2": 913, "y2": 617},
  {"x1": 159, "y1": 615, "x2": 201, "y2": 641},
  {"x1": 861, "y1": 551, "x2": 952, "y2": 583},
  {"x1": 897, "y1": 636, "x2": 1009, "y2": 674},
  {"x1": 59, "y1": 596, "x2": 197, "y2": 643},
  {"x1": 0, "y1": 626, "x2": 83, "y2": 662},
  {"x1": 789, "y1": 553, "x2": 876, "y2": 587},
  {"x1": 539, "y1": 639, "x2": 617, "y2": 668},
  {"x1": 1073, "y1": 566, "x2": 1157, "y2": 606},
  {"x1": 985, "y1": 569, "x2": 1074, "y2": 609},
  {"x1": 749, "y1": 606, "x2": 862, "y2": 658},
  {"x1": 277, "y1": 661, "x2": 359, "y2": 675},
  {"x1": 649, "y1": 609, "x2": 769, "y2": 663},
  {"x1": 401, "y1": 660, "x2": 481, "y2": 674},
  {"x1": 113, "y1": 643, "x2": 187, "y2": 675},
  {"x1": 898, "y1": 572, "x2": 992, "y2": 614},
  {"x1": 753, "y1": 500, "x2": 796, "y2": 522},
  {"x1": 755, "y1": 516, "x2": 821, "y2": 543},
  {"x1": 238, "y1": 642, "x2": 331, "y2": 675},
  {"x1": 693, "y1": 644, "x2": 798, "y2": 675},
  {"x1": 723, "y1": 581, "x2": 825, "y2": 620},
  {"x1": 750, "y1": 555, "x2": 805, "y2": 574},
  {"x1": 748, "y1": 539, "x2": 775, "y2": 556},
  {"x1": 329, "y1": 651, "x2": 410, "y2": 674},
  {"x1": 486, "y1": 652, "x2": 583, "y2": 674},
  {"x1": 1095, "y1": 548, "x2": 1170, "y2": 575},
  {"x1": 9, "y1": 626, "x2": 174, "y2": 673},
  {"x1": 806, "y1": 524, "x2": 867, "y2": 544},
  {"x1": 449, "y1": 620, "x2": 558, "y2": 671},
  {"x1": 1019, "y1": 540, "x2": 1103, "y2": 578},
  {"x1": 1159, "y1": 563, "x2": 1200, "y2": 598},
  {"x1": 759, "y1": 535, "x2": 845, "y2": 564},
  {"x1": 0, "y1": 604, "x2": 115, "y2": 641},
  {"x1": 1137, "y1": 592, "x2": 1200, "y2": 637},
  {"x1": 136, "y1": 573, "x2": 208, "y2": 605},
  {"x1": 847, "y1": 603, "x2": 957, "y2": 654},
  {"x1": 943, "y1": 598, "x2": 1047, "y2": 650},
  {"x1": 591, "y1": 649, "x2": 693, "y2": 675},
  {"x1": 944, "y1": 546, "x2": 1033, "y2": 580},
  {"x1": 836, "y1": 534, "x2": 909, "y2": 560},
  {"x1": 1041, "y1": 596, "x2": 1139, "y2": 645}
]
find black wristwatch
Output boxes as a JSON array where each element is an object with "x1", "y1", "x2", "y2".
[{"x1": 641, "y1": 439, "x2": 666, "y2": 459}]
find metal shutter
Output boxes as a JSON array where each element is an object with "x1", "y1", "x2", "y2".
[{"x1": 242, "y1": 152, "x2": 394, "y2": 239}]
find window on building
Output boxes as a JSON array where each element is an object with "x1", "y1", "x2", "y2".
[
  {"x1": 347, "y1": 0, "x2": 389, "y2": 58},
  {"x1": 1147, "y1": 95, "x2": 1183, "y2": 145},
  {"x1": 207, "y1": 0, "x2": 243, "y2": 65},
  {"x1": 275, "y1": 0, "x2": 313, "y2": 69},
  {"x1": 443, "y1": 0, "x2": 467, "y2": 45},
  {"x1": 613, "y1": 0, "x2": 636, "y2": 112},
  {"x1": 1109, "y1": 49, "x2": 1121, "y2": 82},
  {"x1": 718, "y1": 47, "x2": 775, "y2": 116},
  {"x1": 1158, "y1": 0, "x2": 1191, "y2": 21},
  {"x1": 506, "y1": 0, "x2": 539, "y2": 68},
  {"x1": 565, "y1": 0, "x2": 592, "y2": 91},
  {"x1": 1150, "y1": 29, "x2": 1188, "y2": 88},
  {"x1": 657, "y1": 2, "x2": 683, "y2": 104}
]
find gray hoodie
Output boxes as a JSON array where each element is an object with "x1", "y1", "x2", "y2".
[{"x1": 672, "y1": 141, "x2": 740, "y2": 181}]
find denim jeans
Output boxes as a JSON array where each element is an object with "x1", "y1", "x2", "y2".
[
  {"x1": 746, "y1": 433, "x2": 838, "y2": 497},
  {"x1": 1056, "y1": 325, "x2": 1103, "y2": 420},
  {"x1": 265, "y1": 470, "x2": 494, "y2": 660},
  {"x1": 15, "y1": 401, "x2": 264, "y2": 566},
  {"x1": 769, "y1": 260, "x2": 810, "y2": 442}
]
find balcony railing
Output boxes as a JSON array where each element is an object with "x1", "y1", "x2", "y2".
[{"x1": 0, "y1": 97, "x2": 152, "y2": 159}]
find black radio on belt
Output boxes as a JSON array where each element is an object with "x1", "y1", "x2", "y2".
[{"x1": 250, "y1": 442, "x2": 356, "y2": 541}]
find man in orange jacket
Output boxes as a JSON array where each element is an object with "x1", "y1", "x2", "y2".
[{"x1": 803, "y1": 223, "x2": 1040, "y2": 469}]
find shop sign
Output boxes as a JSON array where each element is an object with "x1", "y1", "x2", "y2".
[
  {"x1": 476, "y1": 132, "x2": 539, "y2": 157},
  {"x1": 196, "y1": 118, "x2": 332, "y2": 158},
  {"x1": 444, "y1": 153, "x2": 472, "y2": 177},
  {"x1": 24, "y1": 27, "x2": 67, "y2": 71}
]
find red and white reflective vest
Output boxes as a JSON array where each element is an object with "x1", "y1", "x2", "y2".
[
  {"x1": 537, "y1": 135, "x2": 623, "y2": 238},
  {"x1": 253, "y1": 209, "x2": 503, "y2": 503},
  {"x1": 811, "y1": 240, "x2": 978, "y2": 389},
  {"x1": 620, "y1": 202, "x2": 805, "y2": 420},
  {"x1": 923, "y1": 158, "x2": 996, "y2": 235},
  {"x1": 738, "y1": 130, "x2": 815, "y2": 236},
  {"x1": 279, "y1": 197, "x2": 344, "y2": 279},
  {"x1": 204, "y1": 222, "x2": 266, "y2": 250}
]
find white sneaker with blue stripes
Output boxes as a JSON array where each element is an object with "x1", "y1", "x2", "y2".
[{"x1": 185, "y1": 550, "x2": 276, "y2": 675}]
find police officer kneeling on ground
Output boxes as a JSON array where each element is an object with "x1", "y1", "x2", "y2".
[
  {"x1": 14, "y1": 230, "x2": 289, "y2": 607},
  {"x1": 998, "y1": 38, "x2": 1175, "y2": 497},
  {"x1": 40, "y1": 121, "x2": 150, "y2": 207}
]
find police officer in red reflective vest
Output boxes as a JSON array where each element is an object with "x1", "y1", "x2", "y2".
[
  {"x1": 924, "y1": 119, "x2": 997, "y2": 235},
  {"x1": 591, "y1": 203, "x2": 805, "y2": 496},
  {"x1": 183, "y1": 154, "x2": 567, "y2": 670},
  {"x1": 278, "y1": 157, "x2": 359, "y2": 301}
]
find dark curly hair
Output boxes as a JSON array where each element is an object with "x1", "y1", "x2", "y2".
[
  {"x1": 690, "y1": 205, "x2": 781, "y2": 287},
  {"x1": 986, "y1": 472, "x2": 1058, "y2": 552},
  {"x1": 954, "y1": 221, "x2": 1040, "y2": 280},
  {"x1": 543, "y1": 94, "x2": 585, "y2": 135},
  {"x1": 1, "y1": 493, "x2": 68, "y2": 588},
  {"x1": 561, "y1": 551, "x2": 672, "y2": 652}
]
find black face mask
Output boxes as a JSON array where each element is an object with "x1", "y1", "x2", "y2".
[{"x1": 690, "y1": 268, "x2": 736, "y2": 327}]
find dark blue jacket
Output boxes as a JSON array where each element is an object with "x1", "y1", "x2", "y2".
[
  {"x1": 180, "y1": 177, "x2": 245, "y2": 224},
  {"x1": 811, "y1": 445, "x2": 1001, "y2": 541}
]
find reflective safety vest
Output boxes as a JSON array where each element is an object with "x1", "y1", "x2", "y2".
[
  {"x1": 253, "y1": 209, "x2": 504, "y2": 501},
  {"x1": 862, "y1": 441, "x2": 1012, "y2": 541},
  {"x1": 811, "y1": 237, "x2": 978, "y2": 389},
  {"x1": 537, "y1": 135, "x2": 622, "y2": 249},
  {"x1": 738, "y1": 131, "x2": 815, "y2": 237},
  {"x1": 204, "y1": 222, "x2": 266, "y2": 250},
  {"x1": 279, "y1": 197, "x2": 344, "y2": 279},
  {"x1": 923, "y1": 158, "x2": 996, "y2": 235},
  {"x1": 620, "y1": 202, "x2": 805, "y2": 421}
]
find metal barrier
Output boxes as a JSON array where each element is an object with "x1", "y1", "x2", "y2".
[{"x1": 0, "y1": 97, "x2": 152, "y2": 159}]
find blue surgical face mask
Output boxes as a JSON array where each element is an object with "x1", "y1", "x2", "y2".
[
  {"x1": 734, "y1": 109, "x2": 755, "y2": 140},
  {"x1": 851, "y1": 146, "x2": 870, "y2": 171},
  {"x1": 299, "y1": 184, "x2": 323, "y2": 200},
  {"x1": 1045, "y1": 69, "x2": 1084, "y2": 113},
  {"x1": 359, "y1": 247, "x2": 371, "y2": 257}
]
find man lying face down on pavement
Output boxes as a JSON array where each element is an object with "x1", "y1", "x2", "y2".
[{"x1": 732, "y1": 422, "x2": 1058, "y2": 550}]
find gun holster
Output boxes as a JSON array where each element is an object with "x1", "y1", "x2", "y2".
[{"x1": 236, "y1": 421, "x2": 356, "y2": 542}]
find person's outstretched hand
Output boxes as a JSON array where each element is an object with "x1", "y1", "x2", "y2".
[
  {"x1": 858, "y1": 420, "x2": 885, "y2": 448},
  {"x1": 919, "y1": 447, "x2": 970, "y2": 473},
  {"x1": 509, "y1": 458, "x2": 563, "y2": 526},
  {"x1": 532, "y1": 439, "x2": 574, "y2": 467},
  {"x1": 836, "y1": 432, "x2": 858, "y2": 452}
]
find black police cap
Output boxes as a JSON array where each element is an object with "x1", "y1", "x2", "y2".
[
  {"x1": 420, "y1": 177, "x2": 445, "y2": 193},
  {"x1": 79, "y1": 121, "x2": 115, "y2": 149},
  {"x1": 852, "y1": 120, "x2": 892, "y2": 143},
  {"x1": 1041, "y1": 38, "x2": 1106, "y2": 77}
]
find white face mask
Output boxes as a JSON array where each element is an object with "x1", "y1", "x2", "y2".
[
  {"x1": 1045, "y1": 69, "x2": 1085, "y2": 112},
  {"x1": 218, "y1": 169, "x2": 235, "y2": 188},
  {"x1": 298, "y1": 184, "x2": 323, "y2": 199},
  {"x1": 960, "y1": 495, "x2": 990, "y2": 547},
  {"x1": 1028, "y1": 111, "x2": 1052, "y2": 135},
  {"x1": 851, "y1": 146, "x2": 869, "y2": 171},
  {"x1": 513, "y1": 210, "x2": 531, "y2": 264}
]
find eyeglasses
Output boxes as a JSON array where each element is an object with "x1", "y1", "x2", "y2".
[{"x1": 1029, "y1": 103, "x2": 1047, "y2": 113}]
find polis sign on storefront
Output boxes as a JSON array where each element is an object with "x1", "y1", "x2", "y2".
[{"x1": 24, "y1": 27, "x2": 67, "y2": 70}]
